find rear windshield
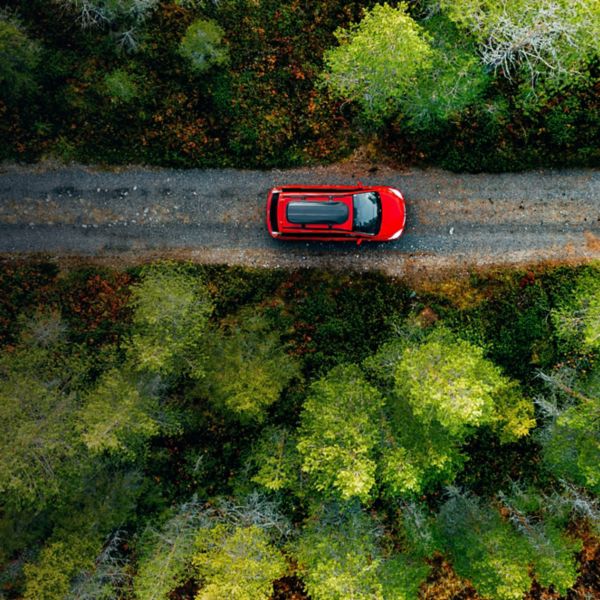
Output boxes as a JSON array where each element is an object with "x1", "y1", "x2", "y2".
[{"x1": 353, "y1": 192, "x2": 381, "y2": 234}]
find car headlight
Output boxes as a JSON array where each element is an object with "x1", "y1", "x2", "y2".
[{"x1": 388, "y1": 229, "x2": 403, "y2": 240}]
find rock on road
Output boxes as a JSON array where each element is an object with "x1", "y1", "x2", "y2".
[{"x1": 0, "y1": 163, "x2": 599, "y2": 276}]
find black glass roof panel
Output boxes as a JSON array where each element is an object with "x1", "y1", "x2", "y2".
[{"x1": 286, "y1": 201, "x2": 349, "y2": 225}]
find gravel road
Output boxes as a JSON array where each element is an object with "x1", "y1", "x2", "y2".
[{"x1": 0, "y1": 162, "x2": 599, "y2": 276}]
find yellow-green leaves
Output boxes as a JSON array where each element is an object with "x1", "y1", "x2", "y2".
[
  {"x1": 194, "y1": 524, "x2": 286, "y2": 600},
  {"x1": 323, "y1": 3, "x2": 434, "y2": 119},
  {"x1": 127, "y1": 264, "x2": 213, "y2": 378},
  {"x1": 394, "y1": 329, "x2": 533, "y2": 439},
  {"x1": 297, "y1": 365, "x2": 383, "y2": 502}
]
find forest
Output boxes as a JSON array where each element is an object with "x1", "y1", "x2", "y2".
[
  {"x1": 0, "y1": 0, "x2": 599, "y2": 171},
  {"x1": 0, "y1": 259, "x2": 598, "y2": 599}
]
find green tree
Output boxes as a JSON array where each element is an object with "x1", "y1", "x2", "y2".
[
  {"x1": 179, "y1": 18, "x2": 229, "y2": 74},
  {"x1": 294, "y1": 504, "x2": 384, "y2": 600},
  {"x1": 194, "y1": 524, "x2": 286, "y2": 600},
  {"x1": 551, "y1": 268, "x2": 600, "y2": 354},
  {"x1": 127, "y1": 264, "x2": 213, "y2": 378},
  {"x1": 540, "y1": 392, "x2": 600, "y2": 493},
  {"x1": 199, "y1": 312, "x2": 299, "y2": 424},
  {"x1": 439, "y1": 0, "x2": 600, "y2": 90},
  {"x1": 0, "y1": 312, "x2": 89, "y2": 509},
  {"x1": 394, "y1": 328, "x2": 531, "y2": 438},
  {"x1": 435, "y1": 488, "x2": 581, "y2": 600},
  {"x1": 0, "y1": 11, "x2": 40, "y2": 103},
  {"x1": 435, "y1": 490, "x2": 533, "y2": 600},
  {"x1": 366, "y1": 328, "x2": 534, "y2": 496},
  {"x1": 78, "y1": 369, "x2": 162, "y2": 460},
  {"x1": 323, "y1": 3, "x2": 434, "y2": 119},
  {"x1": 134, "y1": 499, "x2": 207, "y2": 600},
  {"x1": 498, "y1": 485, "x2": 582, "y2": 595},
  {"x1": 297, "y1": 364, "x2": 383, "y2": 502},
  {"x1": 400, "y1": 14, "x2": 489, "y2": 131},
  {"x1": 23, "y1": 534, "x2": 102, "y2": 600},
  {"x1": 246, "y1": 426, "x2": 301, "y2": 493}
]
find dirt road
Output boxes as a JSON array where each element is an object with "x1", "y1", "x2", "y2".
[{"x1": 0, "y1": 163, "x2": 598, "y2": 276}]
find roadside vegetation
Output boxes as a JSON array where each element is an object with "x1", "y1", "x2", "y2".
[
  {"x1": 1, "y1": 0, "x2": 598, "y2": 170},
  {"x1": 0, "y1": 259, "x2": 598, "y2": 599}
]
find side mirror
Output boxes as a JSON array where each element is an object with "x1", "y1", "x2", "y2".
[
  {"x1": 357, "y1": 180, "x2": 363, "y2": 188},
  {"x1": 356, "y1": 238, "x2": 363, "y2": 247}
]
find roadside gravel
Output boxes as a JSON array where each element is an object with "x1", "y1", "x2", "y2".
[{"x1": 0, "y1": 162, "x2": 598, "y2": 277}]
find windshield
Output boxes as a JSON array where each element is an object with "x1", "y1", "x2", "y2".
[{"x1": 352, "y1": 192, "x2": 381, "y2": 234}]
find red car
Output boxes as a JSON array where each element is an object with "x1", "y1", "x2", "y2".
[{"x1": 266, "y1": 184, "x2": 405, "y2": 244}]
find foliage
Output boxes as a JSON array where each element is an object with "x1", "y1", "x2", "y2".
[
  {"x1": 435, "y1": 490, "x2": 535, "y2": 600},
  {"x1": 498, "y1": 485, "x2": 583, "y2": 594},
  {"x1": 23, "y1": 533, "x2": 102, "y2": 600},
  {"x1": 247, "y1": 426, "x2": 301, "y2": 493},
  {"x1": 394, "y1": 327, "x2": 532, "y2": 438},
  {"x1": 127, "y1": 263, "x2": 213, "y2": 378},
  {"x1": 367, "y1": 327, "x2": 534, "y2": 496},
  {"x1": 194, "y1": 524, "x2": 286, "y2": 600},
  {"x1": 379, "y1": 553, "x2": 431, "y2": 600},
  {"x1": 294, "y1": 504, "x2": 384, "y2": 600},
  {"x1": 439, "y1": 0, "x2": 600, "y2": 92},
  {"x1": 297, "y1": 364, "x2": 383, "y2": 502},
  {"x1": 199, "y1": 312, "x2": 299, "y2": 424},
  {"x1": 0, "y1": 10, "x2": 40, "y2": 103},
  {"x1": 323, "y1": 2, "x2": 434, "y2": 120},
  {"x1": 2, "y1": 262, "x2": 600, "y2": 598},
  {"x1": 133, "y1": 498, "x2": 207, "y2": 600},
  {"x1": 179, "y1": 18, "x2": 229, "y2": 74},
  {"x1": 551, "y1": 268, "x2": 600, "y2": 355},
  {"x1": 540, "y1": 391, "x2": 600, "y2": 493},
  {"x1": 400, "y1": 14, "x2": 489, "y2": 131},
  {"x1": 436, "y1": 488, "x2": 582, "y2": 599},
  {"x1": 103, "y1": 68, "x2": 139, "y2": 103},
  {"x1": 0, "y1": 312, "x2": 88, "y2": 509},
  {"x1": 78, "y1": 368, "x2": 162, "y2": 459}
]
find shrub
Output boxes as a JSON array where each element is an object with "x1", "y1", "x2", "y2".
[
  {"x1": 178, "y1": 18, "x2": 229, "y2": 74},
  {"x1": 103, "y1": 69, "x2": 139, "y2": 104}
]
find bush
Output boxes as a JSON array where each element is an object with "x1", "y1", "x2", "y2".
[
  {"x1": 179, "y1": 18, "x2": 229, "y2": 74},
  {"x1": 103, "y1": 69, "x2": 139, "y2": 104}
]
